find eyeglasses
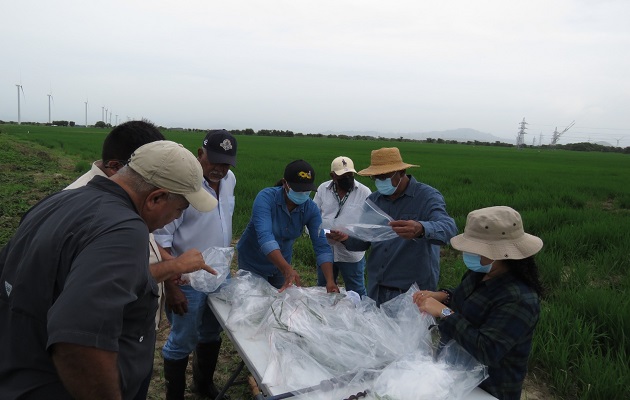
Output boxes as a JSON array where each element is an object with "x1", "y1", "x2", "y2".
[{"x1": 369, "y1": 171, "x2": 398, "y2": 181}]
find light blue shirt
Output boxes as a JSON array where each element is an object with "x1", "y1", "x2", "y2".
[
  {"x1": 153, "y1": 170, "x2": 236, "y2": 256},
  {"x1": 237, "y1": 186, "x2": 333, "y2": 276}
]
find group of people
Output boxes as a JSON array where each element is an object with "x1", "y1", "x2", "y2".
[{"x1": 0, "y1": 120, "x2": 544, "y2": 400}]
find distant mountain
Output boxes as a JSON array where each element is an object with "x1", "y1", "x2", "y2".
[{"x1": 321, "y1": 128, "x2": 513, "y2": 144}]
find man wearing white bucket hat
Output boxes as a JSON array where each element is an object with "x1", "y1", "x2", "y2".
[
  {"x1": 327, "y1": 147, "x2": 457, "y2": 305},
  {"x1": 414, "y1": 206, "x2": 544, "y2": 400}
]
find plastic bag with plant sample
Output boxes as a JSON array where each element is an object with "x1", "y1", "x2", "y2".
[{"x1": 187, "y1": 246, "x2": 234, "y2": 293}]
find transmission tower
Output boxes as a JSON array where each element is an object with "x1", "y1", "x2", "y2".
[
  {"x1": 539, "y1": 132, "x2": 543, "y2": 147},
  {"x1": 550, "y1": 120, "x2": 575, "y2": 147},
  {"x1": 516, "y1": 118, "x2": 528, "y2": 149}
]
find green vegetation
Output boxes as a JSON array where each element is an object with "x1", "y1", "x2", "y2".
[{"x1": 1, "y1": 124, "x2": 629, "y2": 399}]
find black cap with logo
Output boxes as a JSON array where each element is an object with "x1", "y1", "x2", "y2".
[
  {"x1": 202, "y1": 130, "x2": 237, "y2": 166},
  {"x1": 284, "y1": 159, "x2": 316, "y2": 192}
]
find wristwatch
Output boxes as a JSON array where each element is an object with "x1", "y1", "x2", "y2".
[{"x1": 440, "y1": 307, "x2": 454, "y2": 318}]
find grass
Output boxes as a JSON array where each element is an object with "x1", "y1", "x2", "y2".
[{"x1": 1, "y1": 123, "x2": 629, "y2": 399}]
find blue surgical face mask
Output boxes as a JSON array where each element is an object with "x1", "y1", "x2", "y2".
[
  {"x1": 286, "y1": 188, "x2": 311, "y2": 205},
  {"x1": 375, "y1": 173, "x2": 400, "y2": 195},
  {"x1": 463, "y1": 252, "x2": 493, "y2": 273}
]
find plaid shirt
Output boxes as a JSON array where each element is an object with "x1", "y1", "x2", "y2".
[{"x1": 439, "y1": 270, "x2": 540, "y2": 400}]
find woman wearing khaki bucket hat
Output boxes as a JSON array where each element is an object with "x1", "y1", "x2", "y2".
[{"x1": 413, "y1": 206, "x2": 544, "y2": 400}]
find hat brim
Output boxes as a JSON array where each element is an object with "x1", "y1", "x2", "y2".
[
  {"x1": 184, "y1": 188, "x2": 218, "y2": 212},
  {"x1": 357, "y1": 162, "x2": 418, "y2": 176},
  {"x1": 206, "y1": 152, "x2": 237, "y2": 167},
  {"x1": 333, "y1": 167, "x2": 357, "y2": 175},
  {"x1": 450, "y1": 232, "x2": 543, "y2": 260}
]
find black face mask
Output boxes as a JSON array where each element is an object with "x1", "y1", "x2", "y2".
[{"x1": 336, "y1": 176, "x2": 354, "y2": 191}]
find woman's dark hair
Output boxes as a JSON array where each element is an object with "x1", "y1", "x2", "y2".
[{"x1": 504, "y1": 256, "x2": 545, "y2": 298}]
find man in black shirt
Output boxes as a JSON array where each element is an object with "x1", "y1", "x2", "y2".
[{"x1": 0, "y1": 141, "x2": 217, "y2": 400}]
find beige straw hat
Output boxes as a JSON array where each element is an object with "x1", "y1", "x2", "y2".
[
  {"x1": 450, "y1": 206, "x2": 543, "y2": 260},
  {"x1": 357, "y1": 147, "x2": 418, "y2": 176}
]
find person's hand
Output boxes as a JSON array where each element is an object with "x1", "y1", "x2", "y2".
[
  {"x1": 165, "y1": 281, "x2": 189, "y2": 316},
  {"x1": 413, "y1": 292, "x2": 444, "y2": 318},
  {"x1": 174, "y1": 249, "x2": 217, "y2": 275},
  {"x1": 326, "y1": 230, "x2": 349, "y2": 242},
  {"x1": 389, "y1": 220, "x2": 424, "y2": 239},
  {"x1": 278, "y1": 268, "x2": 302, "y2": 293},
  {"x1": 326, "y1": 281, "x2": 340, "y2": 293}
]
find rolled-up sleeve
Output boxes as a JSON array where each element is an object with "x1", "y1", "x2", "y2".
[{"x1": 252, "y1": 189, "x2": 281, "y2": 256}]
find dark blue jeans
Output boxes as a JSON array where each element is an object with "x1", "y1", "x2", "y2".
[{"x1": 317, "y1": 256, "x2": 367, "y2": 297}]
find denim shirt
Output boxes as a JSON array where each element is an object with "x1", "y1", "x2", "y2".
[
  {"x1": 237, "y1": 186, "x2": 333, "y2": 276},
  {"x1": 344, "y1": 175, "x2": 457, "y2": 298}
]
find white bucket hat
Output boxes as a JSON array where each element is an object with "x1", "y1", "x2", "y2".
[{"x1": 450, "y1": 206, "x2": 543, "y2": 260}]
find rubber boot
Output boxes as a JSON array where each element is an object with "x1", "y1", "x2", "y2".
[
  {"x1": 191, "y1": 340, "x2": 225, "y2": 399},
  {"x1": 163, "y1": 356, "x2": 189, "y2": 400}
]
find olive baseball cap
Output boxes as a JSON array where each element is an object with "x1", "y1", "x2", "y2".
[{"x1": 128, "y1": 140, "x2": 218, "y2": 212}]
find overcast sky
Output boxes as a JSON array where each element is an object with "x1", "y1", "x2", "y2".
[{"x1": 2, "y1": 0, "x2": 629, "y2": 146}]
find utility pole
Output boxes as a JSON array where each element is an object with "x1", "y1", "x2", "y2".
[
  {"x1": 516, "y1": 118, "x2": 528, "y2": 149},
  {"x1": 551, "y1": 121, "x2": 575, "y2": 147}
]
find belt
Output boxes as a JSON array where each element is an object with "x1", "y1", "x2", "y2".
[{"x1": 378, "y1": 284, "x2": 405, "y2": 293}]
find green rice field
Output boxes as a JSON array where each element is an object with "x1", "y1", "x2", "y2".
[{"x1": 1, "y1": 124, "x2": 629, "y2": 399}]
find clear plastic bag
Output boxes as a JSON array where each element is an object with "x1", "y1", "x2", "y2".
[
  {"x1": 218, "y1": 276, "x2": 488, "y2": 399},
  {"x1": 187, "y1": 247, "x2": 234, "y2": 293},
  {"x1": 321, "y1": 199, "x2": 398, "y2": 242}
]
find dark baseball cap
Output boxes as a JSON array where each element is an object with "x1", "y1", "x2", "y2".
[
  {"x1": 284, "y1": 159, "x2": 316, "y2": 192},
  {"x1": 202, "y1": 130, "x2": 237, "y2": 166}
]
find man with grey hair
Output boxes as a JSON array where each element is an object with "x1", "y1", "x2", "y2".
[{"x1": 0, "y1": 141, "x2": 217, "y2": 400}]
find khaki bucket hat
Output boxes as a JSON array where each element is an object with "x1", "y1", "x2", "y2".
[
  {"x1": 450, "y1": 206, "x2": 543, "y2": 260},
  {"x1": 357, "y1": 147, "x2": 418, "y2": 176}
]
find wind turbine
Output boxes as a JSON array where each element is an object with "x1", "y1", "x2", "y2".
[
  {"x1": 16, "y1": 84, "x2": 25, "y2": 125},
  {"x1": 84, "y1": 99, "x2": 89, "y2": 127},
  {"x1": 101, "y1": 106, "x2": 105, "y2": 122},
  {"x1": 614, "y1": 136, "x2": 626, "y2": 147},
  {"x1": 47, "y1": 92, "x2": 54, "y2": 124}
]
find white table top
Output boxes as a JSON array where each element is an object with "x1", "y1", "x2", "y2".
[{"x1": 208, "y1": 295, "x2": 497, "y2": 400}]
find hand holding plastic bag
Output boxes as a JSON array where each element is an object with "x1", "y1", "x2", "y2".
[
  {"x1": 322, "y1": 199, "x2": 398, "y2": 242},
  {"x1": 188, "y1": 247, "x2": 234, "y2": 293}
]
